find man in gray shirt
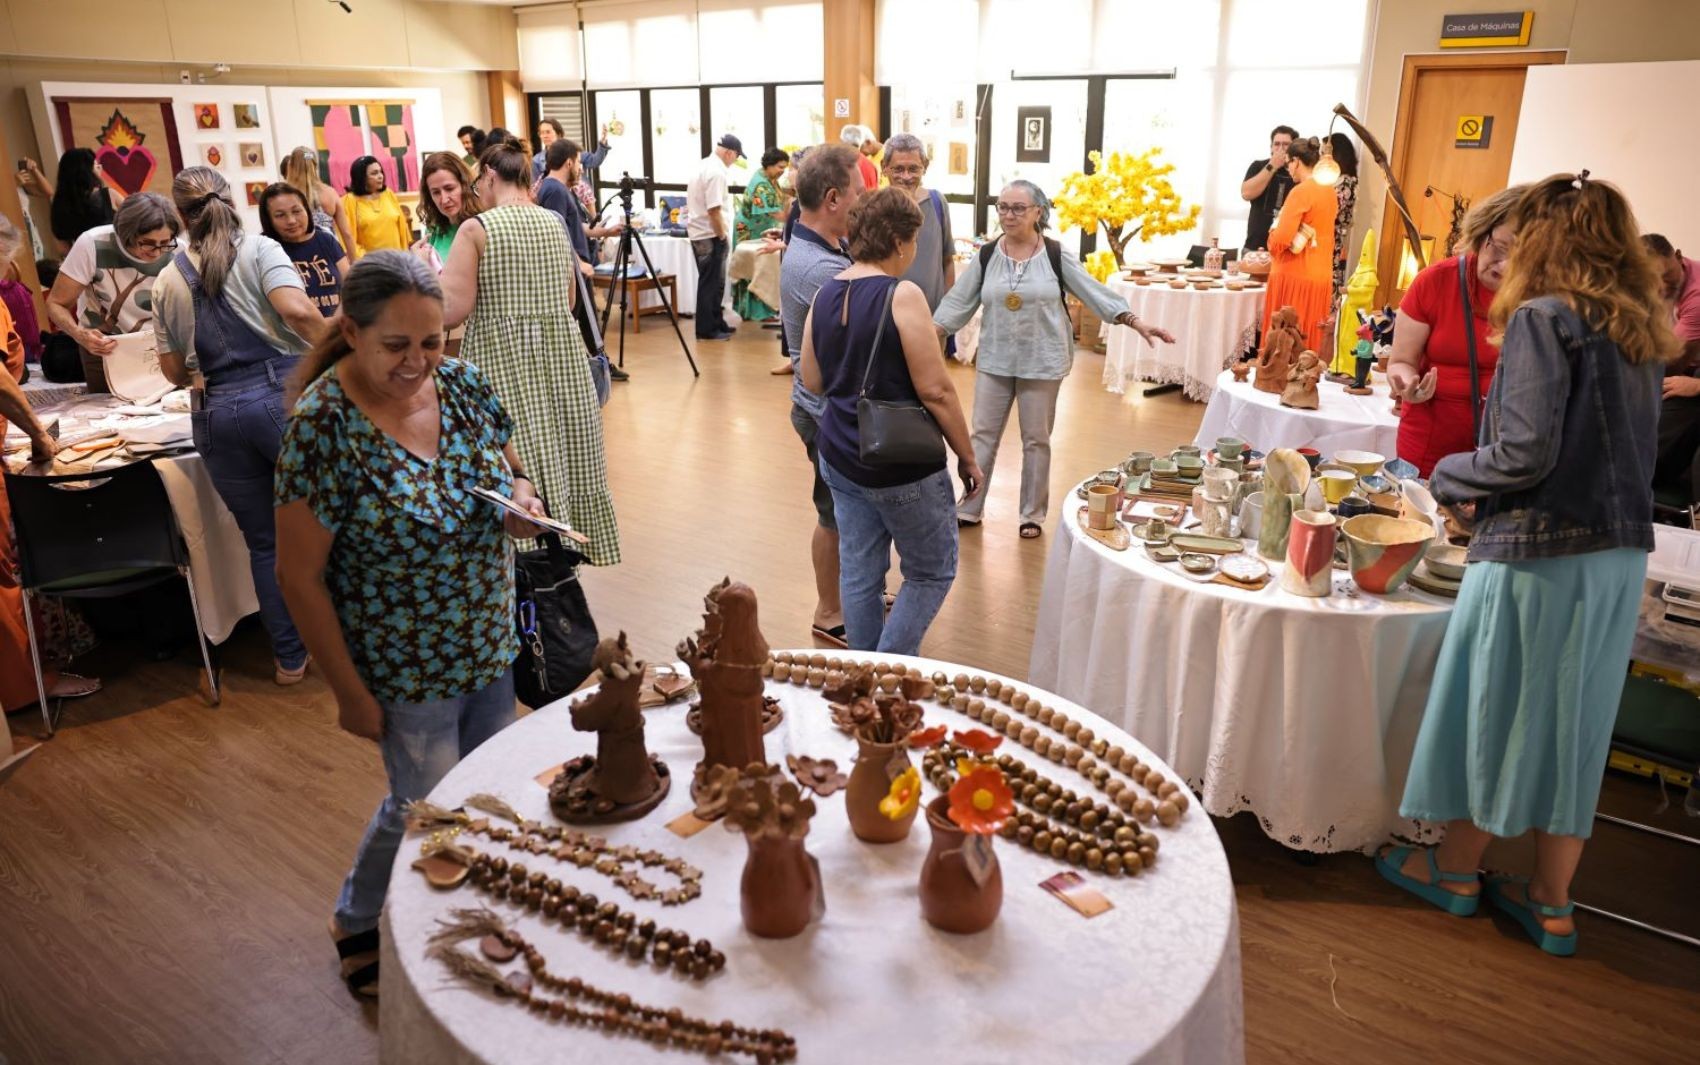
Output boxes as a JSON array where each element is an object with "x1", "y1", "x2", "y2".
[
  {"x1": 881, "y1": 133, "x2": 956, "y2": 312},
  {"x1": 779, "y1": 144, "x2": 865, "y2": 646}
]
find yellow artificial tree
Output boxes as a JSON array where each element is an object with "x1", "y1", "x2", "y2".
[{"x1": 1054, "y1": 149, "x2": 1201, "y2": 267}]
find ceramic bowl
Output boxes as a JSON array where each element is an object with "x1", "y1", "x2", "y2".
[
  {"x1": 1340, "y1": 515, "x2": 1435, "y2": 594},
  {"x1": 1359, "y1": 473, "x2": 1394, "y2": 495},
  {"x1": 1151, "y1": 458, "x2": 1178, "y2": 476},
  {"x1": 1167, "y1": 279, "x2": 1188, "y2": 289},
  {"x1": 1383, "y1": 457, "x2": 1420, "y2": 482},
  {"x1": 1334, "y1": 450, "x2": 1386, "y2": 478},
  {"x1": 1175, "y1": 455, "x2": 1205, "y2": 475},
  {"x1": 1424, "y1": 542, "x2": 1469, "y2": 581},
  {"x1": 1133, "y1": 277, "x2": 1153, "y2": 286}
]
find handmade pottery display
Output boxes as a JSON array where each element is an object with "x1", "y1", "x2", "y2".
[
  {"x1": 1167, "y1": 278, "x2": 1187, "y2": 289},
  {"x1": 1237, "y1": 490, "x2": 1264, "y2": 537},
  {"x1": 1175, "y1": 456, "x2": 1205, "y2": 479},
  {"x1": 1341, "y1": 515, "x2": 1435, "y2": 594},
  {"x1": 1383, "y1": 457, "x2": 1420, "y2": 482},
  {"x1": 680, "y1": 579, "x2": 771, "y2": 800},
  {"x1": 1086, "y1": 483, "x2": 1121, "y2": 531},
  {"x1": 1424, "y1": 542, "x2": 1468, "y2": 581},
  {"x1": 1398, "y1": 480, "x2": 1446, "y2": 540},
  {"x1": 1257, "y1": 448, "x2": 1310, "y2": 560},
  {"x1": 1280, "y1": 510, "x2": 1337, "y2": 597},
  {"x1": 1202, "y1": 467, "x2": 1238, "y2": 501},
  {"x1": 1195, "y1": 496, "x2": 1235, "y2": 538},
  {"x1": 1152, "y1": 257, "x2": 1190, "y2": 273},
  {"x1": 1335, "y1": 450, "x2": 1386, "y2": 478},
  {"x1": 1169, "y1": 532, "x2": 1243, "y2": 554},
  {"x1": 1077, "y1": 508, "x2": 1132, "y2": 550},
  {"x1": 1122, "y1": 451, "x2": 1155, "y2": 477},
  {"x1": 1279, "y1": 351, "x2": 1323, "y2": 409},
  {"x1": 824, "y1": 666, "x2": 934, "y2": 843},
  {"x1": 1151, "y1": 457, "x2": 1178, "y2": 476},
  {"x1": 1295, "y1": 447, "x2": 1322, "y2": 471},
  {"x1": 1336, "y1": 495, "x2": 1374, "y2": 520},
  {"x1": 1253, "y1": 307, "x2": 1307, "y2": 395},
  {"x1": 1145, "y1": 542, "x2": 1182, "y2": 563},
  {"x1": 1215, "y1": 436, "x2": 1246, "y2": 461},
  {"x1": 697, "y1": 763, "x2": 824, "y2": 939},
  {"x1": 1173, "y1": 445, "x2": 1203, "y2": 457},
  {"x1": 918, "y1": 795, "x2": 1004, "y2": 934},
  {"x1": 1318, "y1": 469, "x2": 1357, "y2": 506},
  {"x1": 1131, "y1": 517, "x2": 1172, "y2": 544},
  {"x1": 550, "y1": 632, "x2": 671, "y2": 823},
  {"x1": 1220, "y1": 554, "x2": 1270, "y2": 584},
  {"x1": 1406, "y1": 567, "x2": 1462, "y2": 598},
  {"x1": 846, "y1": 736, "x2": 918, "y2": 843}
]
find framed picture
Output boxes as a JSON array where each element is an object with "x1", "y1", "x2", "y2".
[
  {"x1": 244, "y1": 181, "x2": 267, "y2": 207},
  {"x1": 952, "y1": 98, "x2": 968, "y2": 124},
  {"x1": 1016, "y1": 106, "x2": 1050, "y2": 163},
  {"x1": 201, "y1": 144, "x2": 223, "y2": 168},
  {"x1": 238, "y1": 142, "x2": 264, "y2": 168},
  {"x1": 948, "y1": 141, "x2": 969, "y2": 176},
  {"x1": 233, "y1": 103, "x2": 260, "y2": 129},
  {"x1": 194, "y1": 103, "x2": 219, "y2": 130}
]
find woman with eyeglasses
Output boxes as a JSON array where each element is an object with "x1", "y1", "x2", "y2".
[
  {"x1": 1386, "y1": 185, "x2": 1526, "y2": 476},
  {"x1": 46, "y1": 192, "x2": 182, "y2": 392},
  {"x1": 281, "y1": 147, "x2": 357, "y2": 259},
  {"x1": 934, "y1": 180, "x2": 1174, "y2": 539}
]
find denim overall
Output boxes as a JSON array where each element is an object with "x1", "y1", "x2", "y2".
[{"x1": 175, "y1": 251, "x2": 306, "y2": 669}]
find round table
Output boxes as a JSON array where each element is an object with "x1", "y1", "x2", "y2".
[
  {"x1": 380, "y1": 653, "x2": 1244, "y2": 1065},
  {"x1": 1029, "y1": 487, "x2": 1456, "y2": 854},
  {"x1": 603, "y1": 233, "x2": 700, "y2": 313},
  {"x1": 1193, "y1": 369, "x2": 1402, "y2": 459},
  {"x1": 1102, "y1": 279, "x2": 1265, "y2": 402}
]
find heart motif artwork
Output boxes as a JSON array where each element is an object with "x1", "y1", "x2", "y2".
[
  {"x1": 238, "y1": 142, "x2": 263, "y2": 168},
  {"x1": 195, "y1": 103, "x2": 219, "y2": 129},
  {"x1": 202, "y1": 144, "x2": 223, "y2": 168},
  {"x1": 53, "y1": 98, "x2": 184, "y2": 198}
]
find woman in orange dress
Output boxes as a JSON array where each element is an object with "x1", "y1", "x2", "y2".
[{"x1": 1262, "y1": 137, "x2": 1338, "y2": 352}]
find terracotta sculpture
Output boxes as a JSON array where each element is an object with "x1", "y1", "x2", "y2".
[
  {"x1": 1230, "y1": 359, "x2": 1251, "y2": 384},
  {"x1": 699, "y1": 763, "x2": 823, "y2": 939},
  {"x1": 550, "y1": 632, "x2": 671, "y2": 823},
  {"x1": 679, "y1": 578, "x2": 770, "y2": 800},
  {"x1": 1281, "y1": 351, "x2": 1323, "y2": 409},
  {"x1": 1254, "y1": 306, "x2": 1306, "y2": 395},
  {"x1": 1332, "y1": 230, "x2": 1379, "y2": 377}
]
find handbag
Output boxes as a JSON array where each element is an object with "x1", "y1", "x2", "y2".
[
  {"x1": 855, "y1": 282, "x2": 945, "y2": 466},
  {"x1": 512, "y1": 511, "x2": 598, "y2": 708},
  {"x1": 1457, "y1": 256, "x2": 1483, "y2": 441}
]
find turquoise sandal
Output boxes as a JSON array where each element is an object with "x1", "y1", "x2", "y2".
[
  {"x1": 1486, "y1": 875, "x2": 1578, "y2": 957},
  {"x1": 1374, "y1": 845, "x2": 1481, "y2": 916}
]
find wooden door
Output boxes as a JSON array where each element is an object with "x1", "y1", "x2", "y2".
[{"x1": 1377, "y1": 51, "x2": 1566, "y2": 306}]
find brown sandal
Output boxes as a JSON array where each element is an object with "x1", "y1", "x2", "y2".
[
  {"x1": 1019, "y1": 523, "x2": 1043, "y2": 539},
  {"x1": 330, "y1": 919, "x2": 380, "y2": 999}
]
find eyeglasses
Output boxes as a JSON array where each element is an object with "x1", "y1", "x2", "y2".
[
  {"x1": 887, "y1": 165, "x2": 925, "y2": 177},
  {"x1": 134, "y1": 237, "x2": 179, "y2": 253},
  {"x1": 995, "y1": 203, "x2": 1033, "y2": 216},
  {"x1": 1483, "y1": 237, "x2": 1514, "y2": 258}
]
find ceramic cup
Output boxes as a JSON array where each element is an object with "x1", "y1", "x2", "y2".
[
  {"x1": 1337, "y1": 494, "x2": 1374, "y2": 520},
  {"x1": 1296, "y1": 447, "x2": 1322, "y2": 471},
  {"x1": 1151, "y1": 458, "x2": 1178, "y2": 476},
  {"x1": 1086, "y1": 484, "x2": 1120, "y2": 531},
  {"x1": 1215, "y1": 436, "x2": 1247, "y2": 460},
  {"x1": 1198, "y1": 496, "x2": 1234, "y2": 538},
  {"x1": 1202, "y1": 467, "x2": 1238, "y2": 503},
  {"x1": 1175, "y1": 455, "x2": 1205, "y2": 476},
  {"x1": 1238, "y1": 490, "x2": 1264, "y2": 538},
  {"x1": 1173, "y1": 445, "x2": 1203, "y2": 458},
  {"x1": 1319, "y1": 469, "x2": 1358, "y2": 505},
  {"x1": 1124, "y1": 451, "x2": 1155, "y2": 476}
]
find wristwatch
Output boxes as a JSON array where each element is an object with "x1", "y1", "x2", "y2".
[{"x1": 1264, "y1": 163, "x2": 1275, "y2": 173}]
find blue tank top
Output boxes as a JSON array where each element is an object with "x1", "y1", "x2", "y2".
[{"x1": 811, "y1": 275, "x2": 944, "y2": 488}]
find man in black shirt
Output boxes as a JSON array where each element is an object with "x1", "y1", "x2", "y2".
[
  {"x1": 537, "y1": 138, "x2": 630, "y2": 380},
  {"x1": 1240, "y1": 124, "x2": 1298, "y2": 251}
]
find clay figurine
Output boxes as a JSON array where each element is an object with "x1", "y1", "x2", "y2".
[
  {"x1": 1254, "y1": 306, "x2": 1306, "y2": 395},
  {"x1": 1230, "y1": 359, "x2": 1251, "y2": 384},
  {"x1": 679, "y1": 578, "x2": 772, "y2": 800},
  {"x1": 1280, "y1": 351, "x2": 1323, "y2": 409},
  {"x1": 550, "y1": 632, "x2": 672, "y2": 823}
]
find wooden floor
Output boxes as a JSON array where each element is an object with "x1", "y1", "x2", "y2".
[{"x1": 2, "y1": 320, "x2": 1696, "y2": 1065}]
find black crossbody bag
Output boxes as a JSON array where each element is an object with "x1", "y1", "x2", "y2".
[{"x1": 855, "y1": 282, "x2": 945, "y2": 466}]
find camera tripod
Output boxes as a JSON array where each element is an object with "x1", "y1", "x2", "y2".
[{"x1": 595, "y1": 174, "x2": 698, "y2": 377}]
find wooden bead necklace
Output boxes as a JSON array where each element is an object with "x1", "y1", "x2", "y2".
[
  {"x1": 432, "y1": 908, "x2": 794, "y2": 1062},
  {"x1": 455, "y1": 847, "x2": 727, "y2": 979},
  {"x1": 762, "y1": 654, "x2": 1189, "y2": 828}
]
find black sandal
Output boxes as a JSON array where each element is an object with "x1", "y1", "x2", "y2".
[
  {"x1": 1019, "y1": 522, "x2": 1043, "y2": 539},
  {"x1": 332, "y1": 923, "x2": 381, "y2": 999},
  {"x1": 811, "y1": 624, "x2": 848, "y2": 649}
]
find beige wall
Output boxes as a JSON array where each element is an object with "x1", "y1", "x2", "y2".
[{"x1": 1355, "y1": 0, "x2": 1700, "y2": 251}]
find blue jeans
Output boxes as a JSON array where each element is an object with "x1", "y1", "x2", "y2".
[
  {"x1": 691, "y1": 237, "x2": 729, "y2": 337},
  {"x1": 190, "y1": 380, "x2": 306, "y2": 669},
  {"x1": 335, "y1": 669, "x2": 517, "y2": 934},
  {"x1": 818, "y1": 460, "x2": 957, "y2": 654}
]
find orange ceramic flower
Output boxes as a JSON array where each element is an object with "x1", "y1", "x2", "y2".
[
  {"x1": 948, "y1": 766, "x2": 1014, "y2": 835},
  {"x1": 907, "y1": 724, "x2": 948, "y2": 749},
  {"x1": 952, "y1": 729, "x2": 1004, "y2": 755},
  {"x1": 879, "y1": 767, "x2": 921, "y2": 821}
]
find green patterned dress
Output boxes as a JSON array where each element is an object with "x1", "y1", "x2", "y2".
[{"x1": 460, "y1": 203, "x2": 621, "y2": 564}]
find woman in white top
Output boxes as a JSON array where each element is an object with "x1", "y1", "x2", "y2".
[{"x1": 934, "y1": 180, "x2": 1174, "y2": 538}]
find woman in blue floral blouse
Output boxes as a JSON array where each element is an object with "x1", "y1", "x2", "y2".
[{"x1": 273, "y1": 251, "x2": 546, "y2": 998}]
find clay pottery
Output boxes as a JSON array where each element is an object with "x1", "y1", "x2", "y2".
[
  {"x1": 1202, "y1": 467, "x2": 1238, "y2": 503},
  {"x1": 1280, "y1": 510, "x2": 1336, "y2": 597},
  {"x1": 1318, "y1": 469, "x2": 1358, "y2": 506},
  {"x1": 1383, "y1": 457, "x2": 1420, "y2": 482},
  {"x1": 1341, "y1": 515, "x2": 1435, "y2": 594},
  {"x1": 1239, "y1": 250, "x2": 1273, "y2": 278},
  {"x1": 1237, "y1": 490, "x2": 1264, "y2": 538},
  {"x1": 1122, "y1": 451, "x2": 1155, "y2": 477},
  {"x1": 1424, "y1": 542, "x2": 1469, "y2": 581},
  {"x1": 740, "y1": 833, "x2": 821, "y2": 938},
  {"x1": 1215, "y1": 436, "x2": 1247, "y2": 460},
  {"x1": 1086, "y1": 483, "x2": 1121, "y2": 531},
  {"x1": 918, "y1": 796, "x2": 1003, "y2": 934},
  {"x1": 1257, "y1": 449, "x2": 1311, "y2": 560},
  {"x1": 845, "y1": 736, "x2": 917, "y2": 843},
  {"x1": 1296, "y1": 447, "x2": 1322, "y2": 471},
  {"x1": 1175, "y1": 455, "x2": 1205, "y2": 478},
  {"x1": 1337, "y1": 495, "x2": 1374, "y2": 520},
  {"x1": 1335, "y1": 450, "x2": 1386, "y2": 478},
  {"x1": 1173, "y1": 445, "x2": 1203, "y2": 457}
]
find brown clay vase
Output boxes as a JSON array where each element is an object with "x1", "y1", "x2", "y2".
[
  {"x1": 844, "y1": 735, "x2": 916, "y2": 843},
  {"x1": 740, "y1": 833, "x2": 820, "y2": 939},
  {"x1": 918, "y1": 796, "x2": 1003, "y2": 934}
]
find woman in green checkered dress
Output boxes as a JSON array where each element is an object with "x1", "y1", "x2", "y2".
[{"x1": 442, "y1": 139, "x2": 620, "y2": 564}]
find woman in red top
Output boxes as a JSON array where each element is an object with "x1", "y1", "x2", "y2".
[{"x1": 1388, "y1": 185, "x2": 1525, "y2": 476}]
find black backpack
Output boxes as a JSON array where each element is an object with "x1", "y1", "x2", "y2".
[{"x1": 976, "y1": 235, "x2": 1068, "y2": 303}]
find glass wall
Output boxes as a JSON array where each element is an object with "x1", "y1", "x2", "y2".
[{"x1": 774, "y1": 84, "x2": 824, "y2": 152}]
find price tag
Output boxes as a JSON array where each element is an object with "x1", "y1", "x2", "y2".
[
  {"x1": 809, "y1": 854, "x2": 827, "y2": 920},
  {"x1": 962, "y1": 835, "x2": 996, "y2": 887},
  {"x1": 887, "y1": 749, "x2": 910, "y2": 782},
  {"x1": 1040, "y1": 871, "x2": 1114, "y2": 918},
  {"x1": 666, "y1": 811, "x2": 715, "y2": 838}
]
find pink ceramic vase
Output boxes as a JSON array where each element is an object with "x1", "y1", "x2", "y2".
[
  {"x1": 845, "y1": 735, "x2": 916, "y2": 843},
  {"x1": 918, "y1": 796, "x2": 1003, "y2": 934},
  {"x1": 740, "y1": 832, "x2": 819, "y2": 939}
]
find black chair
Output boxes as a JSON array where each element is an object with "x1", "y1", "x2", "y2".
[
  {"x1": 1187, "y1": 244, "x2": 1240, "y2": 269},
  {"x1": 5, "y1": 460, "x2": 219, "y2": 735}
]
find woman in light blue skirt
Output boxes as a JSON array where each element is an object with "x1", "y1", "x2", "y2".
[{"x1": 1376, "y1": 173, "x2": 1678, "y2": 956}]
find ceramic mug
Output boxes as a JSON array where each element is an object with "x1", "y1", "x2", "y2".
[
  {"x1": 1337, "y1": 494, "x2": 1374, "y2": 520},
  {"x1": 1215, "y1": 436, "x2": 1247, "y2": 460},
  {"x1": 1319, "y1": 469, "x2": 1357, "y2": 505},
  {"x1": 1123, "y1": 451, "x2": 1155, "y2": 476},
  {"x1": 1202, "y1": 467, "x2": 1238, "y2": 503},
  {"x1": 1238, "y1": 491, "x2": 1264, "y2": 538},
  {"x1": 1175, "y1": 455, "x2": 1205, "y2": 476},
  {"x1": 1197, "y1": 496, "x2": 1234, "y2": 538},
  {"x1": 1086, "y1": 484, "x2": 1120, "y2": 531},
  {"x1": 1173, "y1": 445, "x2": 1203, "y2": 458}
]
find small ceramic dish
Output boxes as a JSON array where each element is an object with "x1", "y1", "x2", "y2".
[
  {"x1": 1383, "y1": 457, "x2": 1420, "y2": 482},
  {"x1": 1219, "y1": 554, "x2": 1270, "y2": 583},
  {"x1": 1424, "y1": 542, "x2": 1469, "y2": 581},
  {"x1": 1179, "y1": 552, "x2": 1216, "y2": 573},
  {"x1": 1145, "y1": 542, "x2": 1182, "y2": 563},
  {"x1": 1167, "y1": 279, "x2": 1188, "y2": 289},
  {"x1": 1131, "y1": 520, "x2": 1174, "y2": 544},
  {"x1": 1359, "y1": 473, "x2": 1394, "y2": 495},
  {"x1": 1133, "y1": 277, "x2": 1153, "y2": 286}
]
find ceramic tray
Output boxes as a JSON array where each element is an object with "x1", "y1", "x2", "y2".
[
  {"x1": 1406, "y1": 563, "x2": 1461, "y2": 598},
  {"x1": 1167, "y1": 533, "x2": 1243, "y2": 554}
]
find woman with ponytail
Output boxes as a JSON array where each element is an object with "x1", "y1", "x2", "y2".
[
  {"x1": 152, "y1": 166, "x2": 327, "y2": 686},
  {"x1": 275, "y1": 250, "x2": 543, "y2": 998}
]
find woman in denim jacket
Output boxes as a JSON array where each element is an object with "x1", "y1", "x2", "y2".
[{"x1": 1376, "y1": 174, "x2": 1678, "y2": 956}]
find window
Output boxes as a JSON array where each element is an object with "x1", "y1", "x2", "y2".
[
  {"x1": 775, "y1": 84, "x2": 824, "y2": 151},
  {"x1": 650, "y1": 89, "x2": 704, "y2": 188},
  {"x1": 709, "y1": 86, "x2": 767, "y2": 188}
]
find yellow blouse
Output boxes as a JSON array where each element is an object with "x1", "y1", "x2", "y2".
[{"x1": 342, "y1": 189, "x2": 411, "y2": 259}]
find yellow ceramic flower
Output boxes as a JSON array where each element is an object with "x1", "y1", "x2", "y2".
[{"x1": 879, "y1": 766, "x2": 921, "y2": 821}]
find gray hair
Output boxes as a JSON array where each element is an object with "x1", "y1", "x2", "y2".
[
  {"x1": 882, "y1": 133, "x2": 928, "y2": 167},
  {"x1": 1003, "y1": 179, "x2": 1052, "y2": 232},
  {"x1": 1459, "y1": 184, "x2": 1530, "y2": 253},
  {"x1": 839, "y1": 124, "x2": 869, "y2": 146},
  {"x1": 114, "y1": 192, "x2": 181, "y2": 250}
]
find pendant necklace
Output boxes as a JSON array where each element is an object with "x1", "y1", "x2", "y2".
[{"x1": 1002, "y1": 244, "x2": 1034, "y2": 311}]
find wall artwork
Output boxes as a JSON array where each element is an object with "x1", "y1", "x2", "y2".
[
  {"x1": 244, "y1": 181, "x2": 267, "y2": 207},
  {"x1": 308, "y1": 100, "x2": 420, "y2": 195},
  {"x1": 1016, "y1": 106, "x2": 1051, "y2": 164},
  {"x1": 233, "y1": 103, "x2": 261, "y2": 129},
  {"x1": 52, "y1": 97, "x2": 185, "y2": 198},
  {"x1": 194, "y1": 103, "x2": 219, "y2": 129},
  {"x1": 202, "y1": 144, "x2": 223, "y2": 168},
  {"x1": 948, "y1": 141, "x2": 969, "y2": 176},
  {"x1": 238, "y1": 142, "x2": 264, "y2": 168}
]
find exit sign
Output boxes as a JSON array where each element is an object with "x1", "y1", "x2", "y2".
[{"x1": 1440, "y1": 10, "x2": 1534, "y2": 47}]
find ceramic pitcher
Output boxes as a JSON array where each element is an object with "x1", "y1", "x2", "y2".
[
  {"x1": 1257, "y1": 449, "x2": 1312, "y2": 560},
  {"x1": 845, "y1": 736, "x2": 917, "y2": 843},
  {"x1": 1280, "y1": 509, "x2": 1336, "y2": 596},
  {"x1": 917, "y1": 797, "x2": 1002, "y2": 934}
]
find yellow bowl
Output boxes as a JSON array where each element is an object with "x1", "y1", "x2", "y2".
[{"x1": 1334, "y1": 450, "x2": 1385, "y2": 478}]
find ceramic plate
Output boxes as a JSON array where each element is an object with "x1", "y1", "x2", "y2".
[
  {"x1": 1407, "y1": 566, "x2": 1461, "y2": 598},
  {"x1": 1145, "y1": 542, "x2": 1181, "y2": 563},
  {"x1": 1131, "y1": 521, "x2": 1174, "y2": 544},
  {"x1": 1219, "y1": 554, "x2": 1269, "y2": 582},
  {"x1": 1168, "y1": 533, "x2": 1243, "y2": 554},
  {"x1": 1178, "y1": 552, "x2": 1217, "y2": 573}
]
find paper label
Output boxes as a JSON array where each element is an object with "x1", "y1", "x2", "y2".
[
  {"x1": 534, "y1": 762, "x2": 565, "y2": 788},
  {"x1": 962, "y1": 835, "x2": 996, "y2": 887},
  {"x1": 1040, "y1": 871, "x2": 1114, "y2": 918},
  {"x1": 887, "y1": 750, "x2": 910, "y2": 782},
  {"x1": 666, "y1": 811, "x2": 715, "y2": 838},
  {"x1": 809, "y1": 853, "x2": 827, "y2": 920}
]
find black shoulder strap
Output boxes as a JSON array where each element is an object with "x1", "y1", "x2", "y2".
[
  {"x1": 977, "y1": 235, "x2": 998, "y2": 276},
  {"x1": 1045, "y1": 237, "x2": 1066, "y2": 302},
  {"x1": 1458, "y1": 255, "x2": 1482, "y2": 441}
]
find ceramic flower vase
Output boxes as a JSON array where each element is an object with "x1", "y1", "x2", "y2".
[
  {"x1": 918, "y1": 797, "x2": 1003, "y2": 934},
  {"x1": 740, "y1": 833, "x2": 820, "y2": 939},
  {"x1": 1257, "y1": 448, "x2": 1312, "y2": 560},
  {"x1": 845, "y1": 736, "x2": 917, "y2": 843},
  {"x1": 1280, "y1": 509, "x2": 1336, "y2": 597}
]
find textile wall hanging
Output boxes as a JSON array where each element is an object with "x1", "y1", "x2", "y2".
[
  {"x1": 365, "y1": 102, "x2": 419, "y2": 194},
  {"x1": 308, "y1": 100, "x2": 419, "y2": 195},
  {"x1": 52, "y1": 97, "x2": 185, "y2": 199}
]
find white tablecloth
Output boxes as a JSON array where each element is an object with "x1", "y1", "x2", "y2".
[
  {"x1": 602, "y1": 233, "x2": 700, "y2": 314},
  {"x1": 1193, "y1": 370, "x2": 1402, "y2": 459},
  {"x1": 380, "y1": 653, "x2": 1244, "y2": 1065},
  {"x1": 1103, "y1": 280, "x2": 1265, "y2": 402},
  {"x1": 1029, "y1": 489, "x2": 1455, "y2": 853}
]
